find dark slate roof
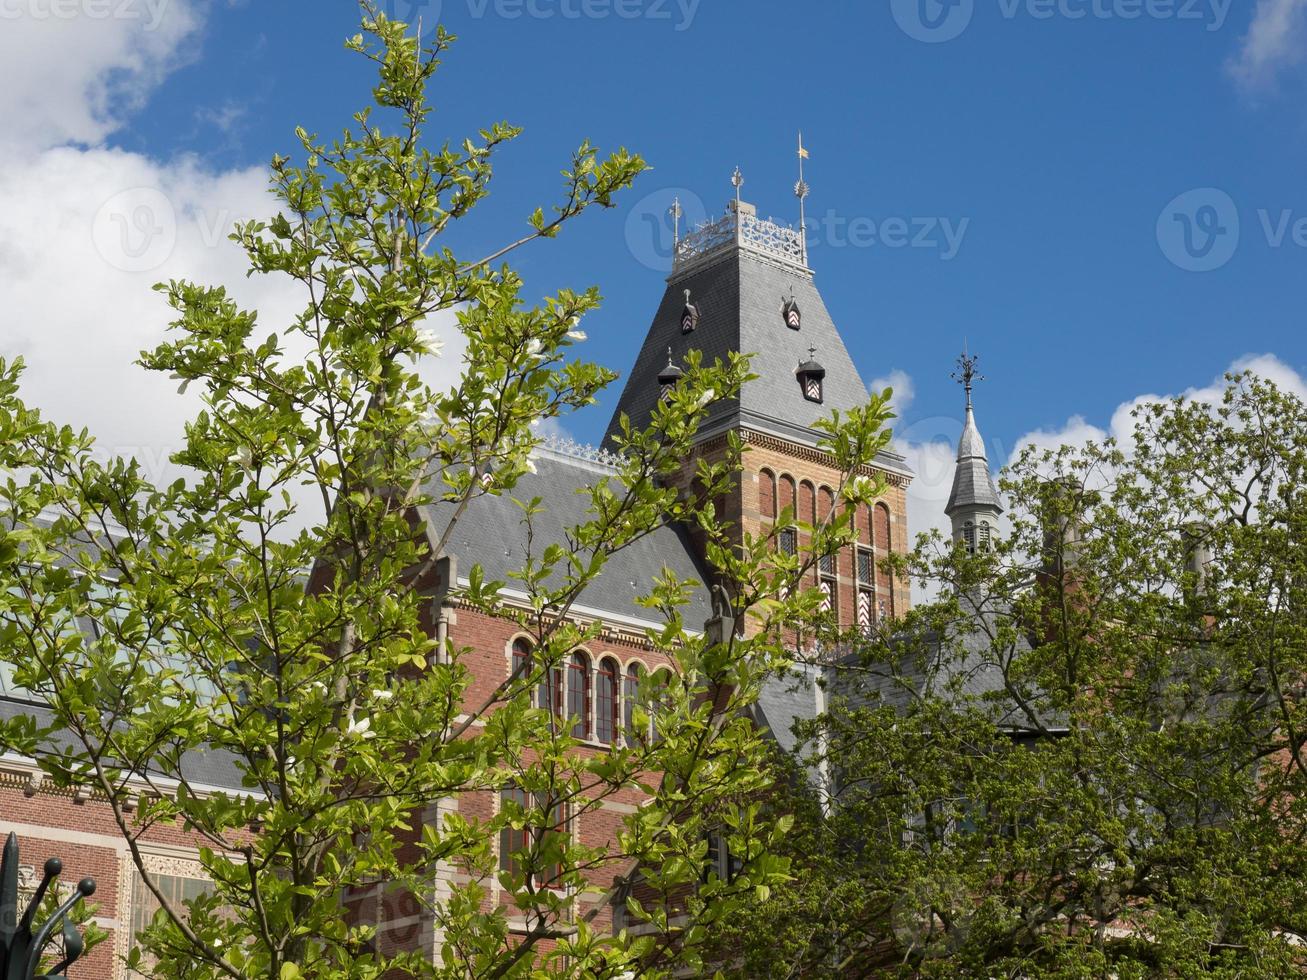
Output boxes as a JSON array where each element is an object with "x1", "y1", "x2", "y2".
[
  {"x1": 422, "y1": 443, "x2": 713, "y2": 628},
  {"x1": 753, "y1": 665, "x2": 823, "y2": 757},
  {"x1": 0, "y1": 698, "x2": 249, "y2": 792},
  {"x1": 945, "y1": 404, "x2": 1002, "y2": 517},
  {"x1": 603, "y1": 244, "x2": 910, "y2": 478}
]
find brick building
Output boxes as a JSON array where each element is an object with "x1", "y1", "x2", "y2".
[{"x1": 0, "y1": 185, "x2": 1013, "y2": 975}]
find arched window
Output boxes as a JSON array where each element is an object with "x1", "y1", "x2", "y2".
[
  {"x1": 650, "y1": 669, "x2": 672, "y2": 744},
  {"x1": 799, "y1": 480, "x2": 816, "y2": 583},
  {"x1": 568, "y1": 652, "x2": 591, "y2": 740},
  {"x1": 759, "y1": 469, "x2": 776, "y2": 521},
  {"x1": 623, "y1": 664, "x2": 643, "y2": 745},
  {"x1": 963, "y1": 521, "x2": 977, "y2": 556},
  {"x1": 778, "y1": 475, "x2": 798, "y2": 557},
  {"x1": 596, "y1": 658, "x2": 619, "y2": 745},
  {"x1": 875, "y1": 503, "x2": 895, "y2": 619},
  {"x1": 978, "y1": 521, "x2": 992, "y2": 552},
  {"x1": 538, "y1": 655, "x2": 564, "y2": 730},
  {"x1": 512, "y1": 638, "x2": 533, "y2": 705}
]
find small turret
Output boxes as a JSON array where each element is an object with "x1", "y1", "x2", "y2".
[{"x1": 945, "y1": 350, "x2": 1002, "y2": 553}]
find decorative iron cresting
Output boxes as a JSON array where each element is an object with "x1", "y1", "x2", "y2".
[
  {"x1": 537, "y1": 434, "x2": 625, "y2": 470},
  {"x1": 0, "y1": 833, "x2": 96, "y2": 980},
  {"x1": 673, "y1": 206, "x2": 808, "y2": 274}
]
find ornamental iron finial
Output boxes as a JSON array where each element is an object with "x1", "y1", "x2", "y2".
[
  {"x1": 669, "y1": 197, "x2": 683, "y2": 248},
  {"x1": 0, "y1": 832, "x2": 96, "y2": 980},
  {"x1": 795, "y1": 132, "x2": 811, "y2": 266},
  {"x1": 951, "y1": 347, "x2": 985, "y2": 413}
]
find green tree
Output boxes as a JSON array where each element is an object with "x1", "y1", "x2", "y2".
[
  {"x1": 709, "y1": 373, "x2": 1307, "y2": 978},
  {"x1": 0, "y1": 6, "x2": 895, "y2": 978}
]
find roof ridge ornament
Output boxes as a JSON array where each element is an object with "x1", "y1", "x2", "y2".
[{"x1": 537, "y1": 433, "x2": 625, "y2": 470}]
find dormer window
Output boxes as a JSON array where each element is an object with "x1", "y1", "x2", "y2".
[
  {"x1": 680, "y1": 289, "x2": 699, "y2": 334},
  {"x1": 796, "y1": 347, "x2": 825, "y2": 404},
  {"x1": 781, "y1": 296, "x2": 801, "y2": 330}
]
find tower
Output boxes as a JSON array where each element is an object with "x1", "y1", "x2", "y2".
[
  {"x1": 604, "y1": 174, "x2": 913, "y2": 630},
  {"x1": 945, "y1": 351, "x2": 1002, "y2": 554}
]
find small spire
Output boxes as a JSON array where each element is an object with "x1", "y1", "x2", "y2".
[{"x1": 669, "y1": 196, "x2": 683, "y2": 250}]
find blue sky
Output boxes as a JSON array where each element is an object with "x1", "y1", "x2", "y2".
[{"x1": 3, "y1": 0, "x2": 1307, "y2": 538}]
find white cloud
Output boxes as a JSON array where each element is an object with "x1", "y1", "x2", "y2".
[
  {"x1": 0, "y1": 0, "x2": 465, "y2": 501},
  {"x1": 1006, "y1": 354, "x2": 1307, "y2": 466},
  {"x1": 869, "y1": 368, "x2": 915, "y2": 418},
  {"x1": 0, "y1": 0, "x2": 200, "y2": 153},
  {"x1": 1227, "y1": 0, "x2": 1307, "y2": 89}
]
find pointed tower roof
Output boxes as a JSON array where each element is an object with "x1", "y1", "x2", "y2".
[
  {"x1": 603, "y1": 189, "x2": 910, "y2": 479},
  {"x1": 945, "y1": 351, "x2": 1002, "y2": 518}
]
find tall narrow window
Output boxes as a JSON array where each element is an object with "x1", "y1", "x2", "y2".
[
  {"x1": 778, "y1": 527, "x2": 798, "y2": 556},
  {"x1": 512, "y1": 638, "x2": 533, "y2": 705},
  {"x1": 623, "y1": 664, "x2": 643, "y2": 745},
  {"x1": 963, "y1": 521, "x2": 976, "y2": 556},
  {"x1": 538, "y1": 658, "x2": 564, "y2": 730},
  {"x1": 537, "y1": 794, "x2": 568, "y2": 889},
  {"x1": 499, "y1": 786, "x2": 529, "y2": 877},
  {"x1": 596, "y1": 658, "x2": 619, "y2": 745},
  {"x1": 819, "y1": 576, "x2": 836, "y2": 615},
  {"x1": 857, "y1": 547, "x2": 875, "y2": 630},
  {"x1": 650, "y1": 670, "x2": 672, "y2": 744},
  {"x1": 875, "y1": 503, "x2": 895, "y2": 619},
  {"x1": 759, "y1": 468, "x2": 776, "y2": 522},
  {"x1": 568, "y1": 652, "x2": 591, "y2": 740},
  {"x1": 499, "y1": 787, "x2": 568, "y2": 889}
]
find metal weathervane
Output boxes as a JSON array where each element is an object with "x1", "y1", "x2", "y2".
[
  {"x1": 951, "y1": 346, "x2": 985, "y2": 412},
  {"x1": 1, "y1": 833, "x2": 96, "y2": 980}
]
